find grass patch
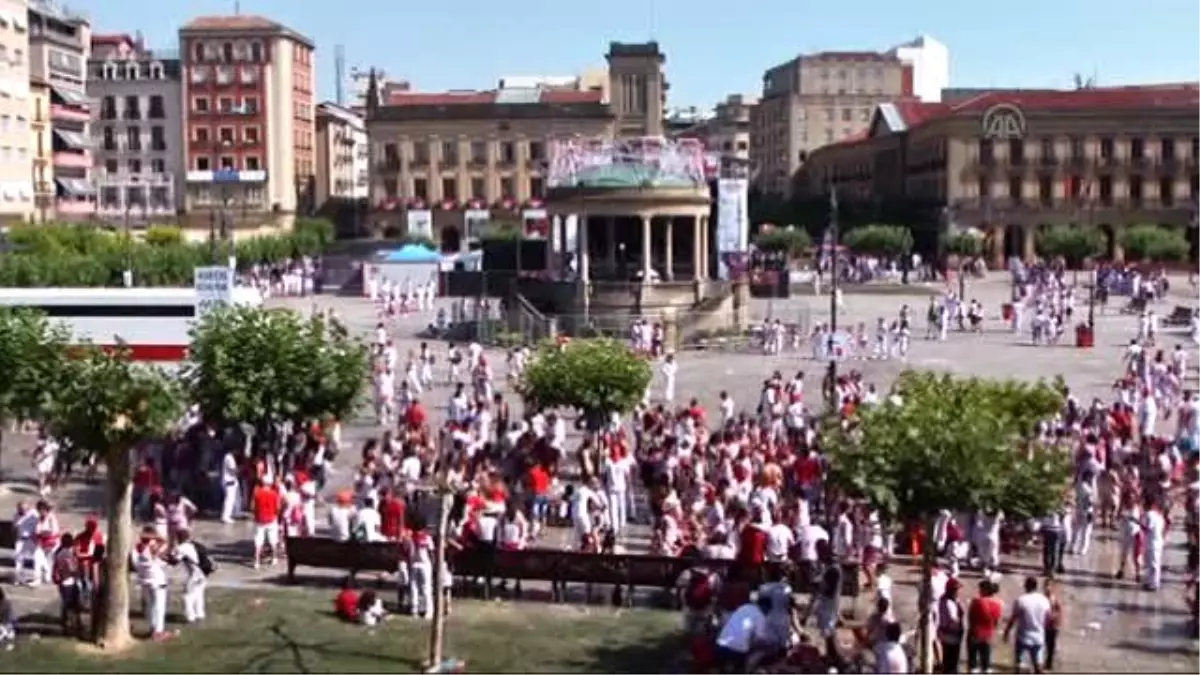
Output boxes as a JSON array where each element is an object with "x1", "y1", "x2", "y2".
[{"x1": 1, "y1": 589, "x2": 682, "y2": 673}]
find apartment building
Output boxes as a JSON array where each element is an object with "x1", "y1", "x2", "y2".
[
  {"x1": 665, "y1": 95, "x2": 754, "y2": 176},
  {"x1": 89, "y1": 33, "x2": 183, "y2": 223},
  {"x1": 314, "y1": 101, "x2": 367, "y2": 207},
  {"x1": 751, "y1": 36, "x2": 950, "y2": 196},
  {"x1": 794, "y1": 86, "x2": 1200, "y2": 263},
  {"x1": 0, "y1": 0, "x2": 32, "y2": 223},
  {"x1": 28, "y1": 0, "x2": 90, "y2": 220},
  {"x1": 178, "y1": 15, "x2": 315, "y2": 229}
]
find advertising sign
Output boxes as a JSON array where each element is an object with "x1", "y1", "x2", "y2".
[
  {"x1": 193, "y1": 266, "x2": 233, "y2": 318},
  {"x1": 464, "y1": 208, "x2": 490, "y2": 240},
  {"x1": 716, "y1": 178, "x2": 750, "y2": 279},
  {"x1": 406, "y1": 209, "x2": 433, "y2": 240}
]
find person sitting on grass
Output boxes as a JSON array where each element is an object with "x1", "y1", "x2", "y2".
[
  {"x1": 357, "y1": 590, "x2": 388, "y2": 627},
  {"x1": 334, "y1": 578, "x2": 360, "y2": 623}
]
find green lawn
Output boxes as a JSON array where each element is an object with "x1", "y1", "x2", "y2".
[{"x1": 1, "y1": 590, "x2": 683, "y2": 673}]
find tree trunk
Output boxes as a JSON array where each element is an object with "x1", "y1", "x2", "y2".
[
  {"x1": 99, "y1": 448, "x2": 135, "y2": 650},
  {"x1": 0, "y1": 419, "x2": 6, "y2": 483},
  {"x1": 426, "y1": 490, "x2": 453, "y2": 673},
  {"x1": 918, "y1": 519, "x2": 937, "y2": 674}
]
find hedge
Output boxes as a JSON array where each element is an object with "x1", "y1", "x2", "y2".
[{"x1": 0, "y1": 218, "x2": 335, "y2": 287}]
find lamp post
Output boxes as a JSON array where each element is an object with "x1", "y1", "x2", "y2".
[
  {"x1": 826, "y1": 186, "x2": 840, "y2": 411},
  {"x1": 122, "y1": 201, "x2": 133, "y2": 287},
  {"x1": 1087, "y1": 195, "x2": 1097, "y2": 329}
]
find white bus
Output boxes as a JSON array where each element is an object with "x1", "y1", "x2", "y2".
[{"x1": 0, "y1": 287, "x2": 262, "y2": 363}]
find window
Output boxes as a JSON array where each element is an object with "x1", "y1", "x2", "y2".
[
  {"x1": 1038, "y1": 177, "x2": 1052, "y2": 204},
  {"x1": 222, "y1": 42, "x2": 233, "y2": 62},
  {"x1": 194, "y1": 127, "x2": 210, "y2": 143},
  {"x1": 500, "y1": 141, "x2": 515, "y2": 163},
  {"x1": 250, "y1": 42, "x2": 263, "y2": 61},
  {"x1": 1008, "y1": 139, "x2": 1025, "y2": 164},
  {"x1": 500, "y1": 176, "x2": 515, "y2": 198},
  {"x1": 414, "y1": 178, "x2": 428, "y2": 201},
  {"x1": 440, "y1": 141, "x2": 458, "y2": 165},
  {"x1": 1069, "y1": 136, "x2": 1085, "y2": 160},
  {"x1": 1161, "y1": 138, "x2": 1176, "y2": 160},
  {"x1": 123, "y1": 95, "x2": 141, "y2": 120},
  {"x1": 148, "y1": 95, "x2": 165, "y2": 119},
  {"x1": 1128, "y1": 175, "x2": 1143, "y2": 204},
  {"x1": 244, "y1": 127, "x2": 260, "y2": 144},
  {"x1": 529, "y1": 176, "x2": 544, "y2": 198},
  {"x1": 1098, "y1": 175, "x2": 1113, "y2": 204},
  {"x1": 245, "y1": 156, "x2": 261, "y2": 171},
  {"x1": 383, "y1": 178, "x2": 398, "y2": 199},
  {"x1": 150, "y1": 126, "x2": 166, "y2": 151},
  {"x1": 126, "y1": 126, "x2": 141, "y2": 151},
  {"x1": 218, "y1": 97, "x2": 234, "y2": 113},
  {"x1": 529, "y1": 141, "x2": 545, "y2": 161},
  {"x1": 193, "y1": 97, "x2": 209, "y2": 113},
  {"x1": 824, "y1": 128, "x2": 833, "y2": 143},
  {"x1": 127, "y1": 159, "x2": 142, "y2": 174},
  {"x1": 196, "y1": 156, "x2": 211, "y2": 171},
  {"x1": 151, "y1": 158, "x2": 165, "y2": 174},
  {"x1": 1007, "y1": 176, "x2": 1022, "y2": 199},
  {"x1": 1099, "y1": 137, "x2": 1114, "y2": 160},
  {"x1": 101, "y1": 96, "x2": 116, "y2": 120},
  {"x1": 219, "y1": 155, "x2": 236, "y2": 170},
  {"x1": 441, "y1": 177, "x2": 458, "y2": 201},
  {"x1": 218, "y1": 127, "x2": 235, "y2": 145},
  {"x1": 470, "y1": 177, "x2": 485, "y2": 199},
  {"x1": 469, "y1": 141, "x2": 486, "y2": 164},
  {"x1": 242, "y1": 96, "x2": 259, "y2": 114},
  {"x1": 860, "y1": 109, "x2": 871, "y2": 122},
  {"x1": 979, "y1": 139, "x2": 994, "y2": 163},
  {"x1": 1040, "y1": 138, "x2": 1055, "y2": 162},
  {"x1": 1130, "y1": 137, "x2": 1145, "y2": 159},
  {"x1": 192, "y1": 41, "x2": 204, "y2": 62},
  {"x1": 824, "y1": 108, "x2": 834, "y2": 122},
  {"x1": 1160, "y1": 177, "x2": 1174, "y2": 206},
  {"x1": 841, "y1": 108, "x2": 852, "y2": 122},
  {"x1": 104, "y1": 159, "x2": 118, "y2": 174},
  {"x1": 413, "y1": 142, "x2": 430, "y2": 164}
]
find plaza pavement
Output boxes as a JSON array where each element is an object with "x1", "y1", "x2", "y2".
[{"x1": 0, "y1": 274, "x2": 1197, "y2": 671}]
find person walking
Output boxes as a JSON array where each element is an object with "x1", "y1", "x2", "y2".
[
  {"x1": 967, "y1": 579, "x2": 1003, "y2": 674},
  {"x1": 1003, "y1": 576, "x2": 1051, "y2": 674},
  {"x1": 174, "y1": 529, "x2": 209, "y2": 624},
  {"x1": 1043, "y1": 580, "x2": 1064, "y2": 671},
  {"x1": 937, "y1": 578, "x2": 965, "y2": 673}
]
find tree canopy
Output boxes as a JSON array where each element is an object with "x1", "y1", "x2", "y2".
[
  {"x1": 842, "y1": 224, "x2": 914, "y2": 257},
  {"x1": 519, "y1": 338, "x2": 652, "y2": 428},
  {"x1": 1120, "y1": 224, "x2": 1189, "y2": 262},
  {"x1": 185, "y1": 305, "x2": 370, "y2": 433},
  {"x1": 942, "y1": 232, "x2": 983, "y2": 258},
  {"x1": 0, "y1": 218, "x2": 334, "y2": 287},
  {"x1": 754, "y1": 227, "x2": 812, "y2": 256},
  {"x1": 1035, "y1": 227, "x2": 1104, "y2": 268},
  {"x1": 823, "y1": 371, "x2": 1070, "y2": 524},
  {"x1": 0, "y1": 308, "x2": 69, "y2": 425}
]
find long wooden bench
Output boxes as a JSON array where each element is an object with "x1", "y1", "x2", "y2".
[{"x1": 284, "y1": 536, "x2": 860, "y2": 604}]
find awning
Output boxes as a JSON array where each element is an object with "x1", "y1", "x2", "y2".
[
  {"x1": 53, "y1": 129, "x2": 88, "y2": 149},
  {"x1": 50, "y1": 85, "x2": 89, "y2": 107},
  {"x1": 56, "y1": 178, "x2": 94, "y2": 196}
]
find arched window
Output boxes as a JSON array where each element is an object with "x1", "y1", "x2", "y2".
[
  {"x1": 222, "y1": 42, "x2": 233, "y2": 62},
  {"x1": 250, "y1": 41, "x2": 263, "y2": 62},
  {"x1": 192, "y1": 41, "x2": 203, "y2": 62}
]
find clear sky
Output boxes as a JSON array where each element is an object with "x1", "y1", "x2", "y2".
[{"x1": 72, "y1": 0, "x2": 1200, "y2": 109}]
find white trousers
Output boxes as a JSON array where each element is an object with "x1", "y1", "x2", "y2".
[
  {"x1": 13, "y1": 541, "x2": 36, "y2": 583},
  {"x1": 184, "y1": 579, "x2": 207, "y2": 622},
  {"x1": 144, "y1": 585, "x2": 168, "y2": 634},
  {"x1": 221, "y1": 482, "x2": 240, "y2": 521},
  {"x1": 409, "y1": 562, "x2": 433, "y2": 618},
  {"x1": 33, "y1": 547, "x2": 53, "y2": 584},
  {"x1": 606, "y1": 489, "x2": 627, "y2": 534}
]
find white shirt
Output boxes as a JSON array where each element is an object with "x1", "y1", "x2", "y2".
[
  {"x1": 719, "y1": 396, "x2": 735, "y2": 423},
  {"x1": 798, "y1": 524, "x2": 829, "y2": 562},
  {"x1": 875, "y1": 641, "x2": 909, "y2": 673},
  {"x1": 716, "y1": 603, "x2": 768, "y2": 653},
  {"x1": 354, "y1": 507, "x2": 382, "y2": 541},
  {"x1": 765, "y1": 523, "x2": 795, "y2": 561},
  {"x1": 176, "y1": 541, "x2": 206, "y2": 583},
  {"x1": 328, "y1": 505, "x2": 353, "y2": 541},
  {"x1": 604, "y1": 455, "x2": 634, "y2": 493}
]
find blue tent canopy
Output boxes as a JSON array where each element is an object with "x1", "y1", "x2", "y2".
[{"x1": 378, "y1": 244, "x2": 441, "y2": 263}]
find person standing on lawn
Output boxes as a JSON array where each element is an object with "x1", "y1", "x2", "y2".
[{"x1": 173, "y1": 529, "x2": 208, "y2": 624}]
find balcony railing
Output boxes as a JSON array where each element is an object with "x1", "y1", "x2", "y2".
[
  {"x1": 56, "y1": 199, "x2": 96, "y2": 216},
  {"x1": 50, "y1": 104, "x2": 89, "y2": 123}
]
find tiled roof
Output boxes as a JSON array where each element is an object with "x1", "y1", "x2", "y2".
[
  {"x1": 181, "y1": 15, "x2": 282, "y2": 31},
  {"x1": 804, "y1": 51, "x2": 896, "y2": 62},
  {"x1": 386, "y1": 91, "x2": 497, "y2": 106},
  {"x1": 539, "y1": 89, "x2": 603, "y2": 104},
  {"x1": 948, "y1": 85, "x2": 1199, "y2": 113},
  {"x1": 892, "y1": 99, "x2": 950, "y2": 127},
  {"x1": 91, "y1": 33, "x2": 135, "y2": 47}
]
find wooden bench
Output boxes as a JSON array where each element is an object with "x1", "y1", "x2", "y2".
[
  {"x1": 1165, "y1": 305, "x2": 1195, "y2": 327},
  {"x1": 285, "y1": 537, "x2": 400, "y2": 583},
  {"x1": 0, "y1": 520, "x2": 15, "y2": 551}
]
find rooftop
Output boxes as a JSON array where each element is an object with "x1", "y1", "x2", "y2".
[
  {"x1": 179, "y1": 14, "x2": 314, "y2": 48},
  {"x1": 384, "y1": 88, "x2": 604, "y2": 107}
]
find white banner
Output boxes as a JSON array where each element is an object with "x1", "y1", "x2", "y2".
[
  {"x1": 716, "y1": 178, "x2": 750, "y2": 279},
  {"x1": 406, "y1": 209, "x2": 433, "y2": 240},
  {"x1": 194, "y1": 266, "x2": 233, "y2": 318},
  {"x1": 464, "y1": 208, "x2": 490, "y2": 239},
  {"x1": 522, "y1": 208, "x2": 548, "y2": 239}
]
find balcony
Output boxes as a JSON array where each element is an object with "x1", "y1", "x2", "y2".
[
  {"x1": 377, "y1": 158, "x2": 401, "y2": 173},
  {"x1": 186, "y1": 169, "x2": 268, "y2": 183},
  {"x1": 53, "y1": 151, "x2": 91, "y2": 169},
  {"x1": 50, "y1": 103, "x2": 89, "y2": 123},
  {"x1": 56, "y1": 198, "x2": 96, "y2": 216}
]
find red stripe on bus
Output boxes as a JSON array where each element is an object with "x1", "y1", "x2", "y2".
[{"x1": 69, "y1": 344, "x2": 189, "y2": 361}]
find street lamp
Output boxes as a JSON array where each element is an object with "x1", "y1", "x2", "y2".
[
  {"x1": 122, "y1": 201, "x2": 133, "y2": 287},
  {"x1": 826, "y1": 186, "x2": 840, "y2": 411}
]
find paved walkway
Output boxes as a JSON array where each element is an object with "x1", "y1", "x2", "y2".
[{"x1": 1, "y1": 277, "x2": 1197, "y2": 671}]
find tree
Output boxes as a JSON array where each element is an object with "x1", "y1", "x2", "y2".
[
  {"x1": 942, "y1": 232, "x2": 983, "y2": 258},
  {"x1": 842, "y1": 224, "x2": 913, "y2": 258},
  {"x1": 1035, "y1": 227, "x2": 1103, "y2": 269},
  {"x1": 0, "y1": 308, "x2": 69, "y2": 480},
  {"x1": 1120, "y1": 224, "x2": 1189, "y2": 262},
  {"x1": 185, "y1": 306, "x2": 370, "y2": 446},
  {"x1": 754, "y1": 227, "x2": 812, "y2": 257},
  {"x1": 823, "y1": 371, "x2": 1070, "y2": 673},
  {"x1": 47, "y1": 347, "x2": 184, "y2": 650},
  {"x1": 520, "y1": 338, "x2": 651, "y2": 427}
]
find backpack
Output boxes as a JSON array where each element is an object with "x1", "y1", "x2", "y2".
[
  {"x1": 194, "y1": 541, "x2": 217, "y2": 576},
  {"x1": 684, "y1": 569, "x2": 715, "y2": 611}
]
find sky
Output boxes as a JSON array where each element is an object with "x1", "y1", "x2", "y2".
[{"x1": 71, "y1": 0, "x2": 1200, "y2": 110}]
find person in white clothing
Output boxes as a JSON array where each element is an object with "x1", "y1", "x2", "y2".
[
  {"x1": 173, "y1": 529, "x2": 208, "y2": 623},
  {"x1": 219, "y1": 452, "x2": 241, "y2": 524},
  {"x1": 12, "y1": 502, "x2": 38, "y2": 585},
  {"x1": 1142, "y1": 501, "x2": 1166, "y2": 591},
  {"x1": 660, "y1": 353, "x2": 678, "y2": 403},
  {"x1": 602, "y1": 448, "x2": 635, "y2": 535}
]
